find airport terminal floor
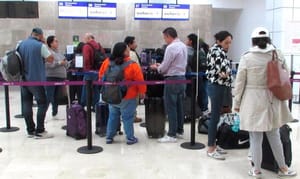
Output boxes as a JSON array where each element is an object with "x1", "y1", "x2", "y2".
[{"x1": 0, "y1": 86, "x2": 300, "y2": 179}]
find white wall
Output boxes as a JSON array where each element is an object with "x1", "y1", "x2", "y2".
[{"x1": 211, "y1": 0, "x2": 266, "y2": 61}]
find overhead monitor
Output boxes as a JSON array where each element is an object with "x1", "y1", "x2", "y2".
[
  {"x1": 87, "y1": 3, "x2": 117, "y2": 19},
  {"x1": 134, "y1": 3, "x2": 163, "y2": 20},
  {"x1": 58, "y1": 1, "x2": 87, "y2": 19},
  {"x1": 162, "y1": 4, "x2": 190, "y2": 20}
]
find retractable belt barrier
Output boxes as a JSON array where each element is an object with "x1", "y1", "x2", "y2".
[
  {"x1": 2, "y1": 69, "x2": 299, "y2": 153},
  {"x1": 0, "y1": 79, "x2": 192, "y2": 87},
  {"x1": 0, "y1": 73, "x2": 196, "y2": 154}
]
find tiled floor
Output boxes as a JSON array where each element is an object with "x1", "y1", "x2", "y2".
[{"x1": 0, "y1": 87, "x2": 299, "y2": 179}]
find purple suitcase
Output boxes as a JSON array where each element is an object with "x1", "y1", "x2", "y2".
[{"x1": 66, "y1": 103, "x2": 87, "y2": 140}]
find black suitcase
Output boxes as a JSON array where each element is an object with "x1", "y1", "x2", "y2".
[
  {"x1": 183, "y1": 96, "x2": 202, "y2": 123},
  {"x1": 261, "y1": 124, "x2": 292, "y2": 172},
  {"x1": 95, "y1": 102, "x2": 122, "y2": 137},
  {"x1": 95, "y1": 102, "x2": 109, "y2": 137},
  {"x1": 145, "y1": 97, "x2": 165, "y2": 138},
  {"x1": 143, "y1": 69, "x2": 164, "y2": 98}
]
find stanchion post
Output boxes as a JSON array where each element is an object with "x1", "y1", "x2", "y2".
[
  {"x1": 181, "y1": 77, "x2": 205, "y2": 150},
  {"x1": 0, "y1": 85, "x2": 19, "y2": 132},
  {"x1": 14, "y1": 87, "x2": 24, "y2": 118},
  {"x1": 77, "y1": 78, "x2": 103, "y2": 154},
  {"x1": 87, "y1": 79, "x2": 92, "y2": 149}
]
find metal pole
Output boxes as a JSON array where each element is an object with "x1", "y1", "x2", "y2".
[
  {"x1": 77, "y1": 78, "x2": 103, "y2": 154},
  {"x1": 190, "y1": 77, "x2": 196, "y2": 145},
  {"x1": 0, "y1": 85, "x2": 19, "y2": 132},
  {"x1": 180, "y1": 77, "x2": 205, "y2": 150},
  {"x1": 86, "y1": 79, "x2": 92, "y2": 149}
]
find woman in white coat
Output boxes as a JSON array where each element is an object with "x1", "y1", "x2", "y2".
[{"x1": 233, "y1": 27, "x2": 297, "y2": 178}]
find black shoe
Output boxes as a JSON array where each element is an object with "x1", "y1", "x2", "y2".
[{"x1": 0, "y1": 148, "x2": 2, "y2": 153}]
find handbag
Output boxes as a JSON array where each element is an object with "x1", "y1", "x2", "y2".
[
  {"x1": 267, "y1": 51, "x2": 292, "y2": 100},
  {"x1": 55, "y1": 85, "x2": 68, "y2": 105}
]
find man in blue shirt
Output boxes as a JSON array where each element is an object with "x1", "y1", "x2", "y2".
[
  {"x1": 18, "y1": 27, "x2": 54, "y2": 139},
  {"x1": 151, "y1": 27, "x2": 187, "y2": 143}
]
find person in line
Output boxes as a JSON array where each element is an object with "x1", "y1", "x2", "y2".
[
  {"x1": 151, "y1": 27, "x2": 187, "y2": 143},
  {"x1": 18, "y1": 27, "x2": 54, "y2": 139},
  {"x1": 124, "y1": 36, "x2": 142, "y2": 123},
  {"x1": 198, "y1": 39, "x2": 210, "y2": 114},
  {"x1": 206, "y1": 31, "x2": 233, "y2": 159},
  {"x1": 233, "y1": 27, "x2": 297, "y2": 177},
  {"x1": 185, "y1": 33, "x2": 209, "y2": 117},
  {"x1": 81, "y1": 33, "x2": 105, "y2": 111},
  {"x1": 68, "y1": 42, "x2": 84, "y2": 103},
  {"x1": 45, "y1": 35, "x2": 69, "y2": 120},
  {"x1": 98, "y1": 42, "x2": 146, "y2": 145}
]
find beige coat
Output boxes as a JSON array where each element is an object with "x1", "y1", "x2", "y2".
[{"x1": 233, "y1": 45, "x2": 293, "y2": 132}]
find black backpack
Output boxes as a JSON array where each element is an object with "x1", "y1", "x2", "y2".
[
  {"x1": 101, "y1": 60, "x2": 134, "y2": 104},
  {"x1": 87, "y1": 43, "x2": 106, "y2": 70},
  {"x1": 0, "y1": 45, "x2": 24, "y2": 81}
]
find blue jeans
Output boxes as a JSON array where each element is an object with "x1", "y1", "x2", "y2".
[
  {"x1": 80, "y1": 74, "x2": 100, "y2": 109},
  {"x1": 164, "y1": 76, "x2": 186, "y2": 137},
  {"x1": 207, "y1": 82, "x2": 226, "y2": 146},
  {"x1": 106, "y1": 98, "x2": 136, "y2": 140},
  {"x1": 21, "y1": 86, "x2": 48, "y2": 134},
  {"x1": 45, "y1": 77, "x2": 65, "y2": 116}
]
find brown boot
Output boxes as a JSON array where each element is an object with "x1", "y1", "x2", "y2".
[{"x1": 134, "y1": 116, "x2": 142, "y2": 123}]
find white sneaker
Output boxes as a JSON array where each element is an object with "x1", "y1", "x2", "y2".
[
  {"x1": 157, "y1": 135, "x2": 177, "y2": 143},
  {"x1": 216, "y1": 146, "x2": 227, "y2": 154},
  {"x1": 207, "y1": 150, "x2": 226, "y2": 160},
  {"x1": 176, "y1": 133, "x2": 184, "y2": 139},
  {"x1": 248, "y1": 168, "x2": 262, "y2": 178},
  {"x1": 202, "y1": 110, "x2": 210, "y2": 117},
  {"x1": 278, "y1": 168, "x2": 297, "y2": 177},
  {"x1": 35, "y1": 131, "x2": 54, "y2": 139}
]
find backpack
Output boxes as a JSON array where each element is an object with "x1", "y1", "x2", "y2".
[
  {"x1": 101, "y1": 60, "x2": 134, "y2": 104},
  {"x1": 87, "y1": 43, "x2": 106, "y2": 70},
  {"x1": 0, "y1": 45, "x2": 24, "y2": 81}
]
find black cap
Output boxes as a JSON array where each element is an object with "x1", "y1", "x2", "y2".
[{"x1": 32, "y1": 27, "x2": 43, "y2": 35}]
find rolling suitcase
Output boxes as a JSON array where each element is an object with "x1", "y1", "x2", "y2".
[
  {"x1": 145, "y1": 97, "x2": 165, "y2": 138},
  {"x1": 95, "y1": 102, "x2": 109, "y2": 137},
  {"x1": 66, "y1": 102, "x2": 87, "y2": 140},
  {"x1": 183, "y1": 96, "x2": 202, "y2": 123},
  {"x1": 95, "y1": 102, "x2": 122, "y2": 137},
  {"x1": 261, "y1": 124, "x2": 292, "y2": 172},
  {"x1": 143, "y1": 68, "x2": 164, "y2": 98}
]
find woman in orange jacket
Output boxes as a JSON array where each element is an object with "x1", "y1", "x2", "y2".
[{"x1": 98, "y1": 42, "x2": 146, "y2": 145}]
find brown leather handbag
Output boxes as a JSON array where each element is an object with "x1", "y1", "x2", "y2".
[{"x1": 267, "y1": 50, "x2": 292, "y2": 100}]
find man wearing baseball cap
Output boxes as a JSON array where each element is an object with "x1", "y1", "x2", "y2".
[{"x1": 18, "y1": 27, "x2": 54, "y2": 139}]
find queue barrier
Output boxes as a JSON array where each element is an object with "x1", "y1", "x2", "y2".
[{"x1": 1, "y1": 77, "x2": 207, "y2": 153}]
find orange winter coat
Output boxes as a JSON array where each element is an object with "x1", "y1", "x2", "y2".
[{"x1": 98, "y1": 57, "x2": 146, "y2": 100}]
